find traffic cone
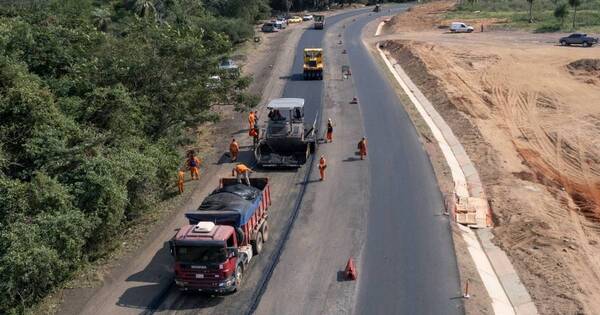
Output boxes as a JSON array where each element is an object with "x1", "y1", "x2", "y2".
[{"x1": 345, "y1": 257, "x2": 357, "y2": 280}]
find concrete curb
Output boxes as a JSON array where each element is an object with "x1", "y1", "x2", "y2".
[{"x1": 374, "y1": 21, "x2": 537, "y2": 315}]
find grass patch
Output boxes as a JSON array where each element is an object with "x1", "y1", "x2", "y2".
[{"x1": 444, "y1": 0, "x2": 600, "y2": 33}]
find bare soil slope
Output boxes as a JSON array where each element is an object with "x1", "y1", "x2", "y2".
[{"x1": 381, "y1": 1, "x2": 600, "y2": 314}]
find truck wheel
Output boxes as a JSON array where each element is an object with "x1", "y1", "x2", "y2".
[
  {"x1": 584, "y1": 42, "x2": 590, "y2": 47},
  {"x1": 252, "y1": 232, "x2": 263, "y2": 255},
  {"x1": 560, "y1": 40, "x2": 566, "y2": 46},
  {"x1": 235, "y1": 264, "x2": 243, "y2": 289},
  {"x1": 261, "y1": 222, "x2": 269, "y2": 242}
]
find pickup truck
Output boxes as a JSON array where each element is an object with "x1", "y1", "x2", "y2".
[{"x1": 559, "y1": 33, "x2": 598, "y2": 47}]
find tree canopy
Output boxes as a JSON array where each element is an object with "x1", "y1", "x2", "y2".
[{"x1": 0, "y1": 0, "x2": 266, "y2": 313}]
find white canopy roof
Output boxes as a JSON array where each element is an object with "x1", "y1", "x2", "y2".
[{"x1": 267, "y1": 98, "x2": 305, "y2": 110}]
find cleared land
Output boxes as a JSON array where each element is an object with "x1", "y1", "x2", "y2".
[{"x1": 380, "y1": 1, "x2": 600, "y2": 314}]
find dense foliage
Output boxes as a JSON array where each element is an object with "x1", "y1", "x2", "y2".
[{"x1": 0, "y1": 0, "x2": 266, "y2": 313}]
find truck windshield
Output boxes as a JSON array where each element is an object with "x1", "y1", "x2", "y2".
[{"x1": 175, "y1": 246, "x2": 227, "y2": 264}]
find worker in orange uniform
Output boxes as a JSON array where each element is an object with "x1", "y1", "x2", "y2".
[
  {"x1": 248, "y1": 111, "x2": 256, "y2": 129},
  {"x1": 318, "y1": 155, "x2": 327, "y2": 181},
  {"x1": 326, "y1": 118, "x2": 334, "y2": 143},
  {"x1": 177, "y1": 168, "x2": 185, "y2": 193},
  {"x1": 358, "y1": 137, "x2": 368, "y2": 160},
  {"x1": 187, "y1": 152, "x2": 201, "y2": 180},
  {"x1": 249, "y1": 126, "x2": 259, "y2": 147},
  {"x1": 229, "y1": 138, "x2": 240, "y2": 162},
  {"x1": 232, "y1": 163, "x2": 253, "y2": 185}
]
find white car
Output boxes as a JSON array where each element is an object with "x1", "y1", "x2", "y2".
[
  {"x1": 302, "y1": 14, "x2": 313, "y2": 21},
  {"x1": 450, "y1": 22, "x2": 474, "y2": 33}
]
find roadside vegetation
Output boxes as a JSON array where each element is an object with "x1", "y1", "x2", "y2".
[
  {"x1": 446, "y1": 0, "x2": 600, "y2": 32},
  {"x1": 0, "y1": 0, "x2": 269, "y2": 313}
]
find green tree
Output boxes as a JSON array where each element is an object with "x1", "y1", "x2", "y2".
[
  {"x1": 91, "y1": 8, "x2": 112, "y2": 32},
  {"x1": 527, "y1": 0, "x2": 534, "y2": 23},
  {"x1": 568, "y1": 0, "x2": 581, "y2": 29},
  {"x1": 554, "y1": 2, "x2": 569, "y2": 26}
]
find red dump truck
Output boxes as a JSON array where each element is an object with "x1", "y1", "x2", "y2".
[{"x1": 169, "y1": 178, "x2": 271, "y2": 293}]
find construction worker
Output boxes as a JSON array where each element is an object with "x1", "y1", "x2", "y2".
[
  {"x1": 187, "y1": 152, "x2": 201, "y2": 180},
  {"x1": 232, "y1": 163, "x2": 253, "y2": 185},
  {"x1": 229, "y1": 138, "x2": 240, "y2": 162},
  {"x1": 177, "y1": 168, "x2": 185, "y2": 193},
  {"x1": 318, "y1": 155, "x2": 327, "y2": 181},
  {"x1": 248, "y1": 111, "x2": 256, "y2": 129},
  {"x1": 326, "y1": 118, "x2": 334, "y2": 143},
  {"x1": 358, "y1": 137, "x2": 368, "y2": 160},
  {"x1": 249, "y1": 126, "x2": 259, "y2": 147}
]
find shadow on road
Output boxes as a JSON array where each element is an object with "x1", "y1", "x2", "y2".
[
  {"x1": 116, "y1": 242, "x2": 173, "y2": 309},
  {"x1": 214, "y1": 150, "x2": 255, "y2": 165}
]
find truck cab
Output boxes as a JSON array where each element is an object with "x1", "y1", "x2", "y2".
[{"x1": 170, "y1": 222, "x2": 247, "y2": 293}]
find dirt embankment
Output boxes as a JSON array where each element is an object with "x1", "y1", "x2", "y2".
[{"x1": 380, "y1": 1, "x2": 600, "y2": 314}]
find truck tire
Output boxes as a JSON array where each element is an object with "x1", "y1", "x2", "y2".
[
  {"x1": 584, "y1": 41, "x2": 591, "y2": 47},
  {"x1": 261, "y1": 222, "x2": 269, "y2": 242},
  {"x1": 234, "y1": 264, "x2": 243, "y2": 290},
  {"x1": 252, "y1": 232, "x2": 263, "y2": 255},
  {"x1": 560, "y1": 40, "x2": 566, "y2": 46}
]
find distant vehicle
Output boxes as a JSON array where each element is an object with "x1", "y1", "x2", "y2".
[
  {"x1": 450, "y1": 22, "x2": 474, "y2": 33},
  {"x1": 303, "y1": 48, "x2": 323, "y2": 80},
  {"x1": 373, "y1": 4, "x2": 380, "y2": 12},
  {"x1": 272, "y1": 19, "x2": 287, "y2": 30},
  {"x1": 261, "y1": 22, "x2": 278, "y2": 32},
  {"x1": 559, "y1": 33, "x2": 598, "y2": 47},
  {"x1": 288, "y1": 16, "x2": 303, "y2": 23},
  {"x1": 302, "y1": 14, "x2": 313, "y2": 21},
  {"x1": 218, "y1": 59, "x2": 240, "y2": 78},
  {"x1": 219, "y1": 59, "x2": 238, "y2": 71},
  {"x1": 314, "y1": 15, "x2": 325, "y2": 30}
]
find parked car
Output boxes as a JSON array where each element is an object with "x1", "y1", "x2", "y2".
[
  {"x1": 288, "y1": 16, "x2": 303, "y2": 23},
  {"x1": 302, "y1": 14, "x2": 313, "y2": 21},
  {"x1": 559, "y1": 33, "x2": 598, "y2": 47},
  {"x1": 218, "y1": 59, "x2": 240, "y2": 78},
  {"x1": 273, "y1": 19, "x2": 287, "y2": 30},
  {"x1": 449, "y1": 22, "x2": 474, "y2": 33},
  {"x1": 261, "y1": 22, "x2": 278, "y2": 32}
]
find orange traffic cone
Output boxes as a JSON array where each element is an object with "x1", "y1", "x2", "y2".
[{"x1": 345, "y1": 257, "x2": 357, "y2": 280}]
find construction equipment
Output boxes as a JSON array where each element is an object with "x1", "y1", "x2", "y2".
[
  {"x1": 255, "y1": 98, "x2": 318, "y2": 168},
  {"x1": 314, "y1": 15, "x2": 325, "y2": 29},
  {"x1": 170, "y1": 178, "x2": 271, "y2": 294},
  {"x1": 303, "y1": 48, "x2": 324, "y2": 80}
]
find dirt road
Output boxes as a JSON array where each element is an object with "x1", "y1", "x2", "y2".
[{"x1": 379, "y1": 1, "x2": 600, "y2": 314}]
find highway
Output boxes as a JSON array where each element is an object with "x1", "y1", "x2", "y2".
[
  {"x1": 57, "y1": 5, "x2": 463, "y2": 315},
  {"x1": 256, "y1": 4, "x2": 463, "y2": 315},
  {"x1": 347, "y1": 11, "x2": 463, "y2": 314}
]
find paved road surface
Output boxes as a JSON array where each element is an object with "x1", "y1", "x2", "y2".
[
  {"x1": 347, "y1": 10, "x2": 463, "y2": 315},
  {"x1": 256, "y1": 5, "x2": 464, "y2": 315},
  {"x1": 151, "y1": 7, "x2": 382, "y2": 315}
]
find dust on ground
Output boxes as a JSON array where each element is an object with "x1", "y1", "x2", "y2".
[{"x1": 380, "y1": 1, "x2": 600, "y2": 314}]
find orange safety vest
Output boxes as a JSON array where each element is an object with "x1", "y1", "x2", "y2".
[
  {"x1": 319, "y1": 158, "x2": 327, "y2": 169},
  {"x1": 230, "y1": 141, "x2": 239, "y2": 153},
  {"x1": 235, "y1": 164, "x2": 250, "y2": 174}
]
